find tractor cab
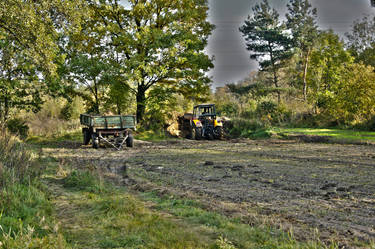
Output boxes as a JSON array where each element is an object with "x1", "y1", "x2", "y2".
[{"x1": 193, "y1": 104, "x2": 216, "y2": 119}]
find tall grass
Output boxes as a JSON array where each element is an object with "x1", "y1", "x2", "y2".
[{"x1": 0, "y1": 129, "x2": 67, "y2": 248}]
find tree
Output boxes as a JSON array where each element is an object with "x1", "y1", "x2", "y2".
[
  {"x1": 332, "y1": 63, "x2": 375, "y2": 123},
  {"x1": 286, "y1": 0, "x2": 318, "y2": 100},
  {"x1": 0, "y1": 37, "x2": 42, "y2": 122},
  {"x1": 0, "y1": 0, "x2": 85, "y2": 122},
  {"x1": 346, "y1": 15, "x2": 375, "y2": 67},
  {"x1": 309, "y1": 31, "x2": 354, "y2": 114},
  {"x1": 93, "y1": 0, "x2": 214, "y2": 122},
  {"x1": 240, "y1": 0, "x2": 292, "y2": 103}
]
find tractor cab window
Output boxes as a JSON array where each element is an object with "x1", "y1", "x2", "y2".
[{"x1": 194, "y1": 105, "x2": 216, "y2": 118}]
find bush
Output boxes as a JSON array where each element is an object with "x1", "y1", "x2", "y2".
[
  {"x1": 228, "y1": 118, "x2": 268, "y2": 138},
  {"x1": 6, "y1": 118, "x2": 29, "y2": 139},
  {"x1": 256, "y1": 101, "x2": 292, "y2": 125}
]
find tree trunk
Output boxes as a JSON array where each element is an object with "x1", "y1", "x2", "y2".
[
  {"x1": 269, "y1": 45, "x2": 281, "y2": 103},
  {"x1": 93, "y1": 78, "x2": 100, "y2": 114},
  {"x1": 273, "y1": 68, "x2": 281, "y2": 104},
  {"x1": 303, "y1": 49, "x2": 310, "y2": 101},
  {"x1": 116, "y1": 100, "x2": 121, "y2": 115},
  {"x1": 136, "y1": 87, "x2": 146, "y2": 123}
]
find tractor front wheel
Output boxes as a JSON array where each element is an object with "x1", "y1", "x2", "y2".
[
  {"x1": 206, "y1": 128, "x2": 214, "y2": 140},
  {"x1": 195, "y1": 127, "x2": 202, "y2": 140},
  {"x1": 214, "y1": 127, "x2": 224, "y2": 140}
]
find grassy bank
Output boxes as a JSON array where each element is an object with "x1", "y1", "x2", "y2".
[{"x1": 275, "y1": 128, "x2": 375, "y2": 142}]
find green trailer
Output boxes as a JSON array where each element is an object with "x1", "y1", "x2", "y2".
[{"x1": 80, "y1": 114, "x2": 136, "y2": 150}]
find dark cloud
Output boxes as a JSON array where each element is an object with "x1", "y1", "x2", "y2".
[{"x1": 208, "y1": 0, "x2": 375, "y2": 88}]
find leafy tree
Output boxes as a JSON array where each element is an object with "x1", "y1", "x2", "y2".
[
  {"x1": 346, "y1": 15, "x2": 375, "y2": 67},
  {"x1": 92, "y1": 0, "x2": 214, "y2": 122},
  {"x1": 286, "y1": 0, "x2": 318, "y2": 100},
  {"x1": 240, "y1": 0, "x2": 292, "y2": 103},
  {"x1": 0, "y1": 38, "x2": 42, "y2": 122},
  {"x1": 309, "y1": 31, "x2": 354, "y2": 115},
  {"x1": 0, "y1": 0, "x2": 85, "y2": 122},
  {"x1": 332, "y1": 63, "x2": 375, "y2": 123}
]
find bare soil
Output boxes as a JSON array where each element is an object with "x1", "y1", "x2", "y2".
[{"x1": 43, "y1": 138, "x2": 375, "y2": 248}]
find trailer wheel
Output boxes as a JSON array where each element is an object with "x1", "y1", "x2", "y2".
[
  {"x1": 126, "y1": 134, "x2": 134, "y2": 148},
  {"x1": 92, "y1": 134, "x2": 99, "y2": 149},
  {"x1": 83, "y1": 128, "x2": 91, "y2": 145}
]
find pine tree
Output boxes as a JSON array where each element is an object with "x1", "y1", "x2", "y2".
[{"x1": 240, "y1": 0, "x2": 292, "y2": 103}]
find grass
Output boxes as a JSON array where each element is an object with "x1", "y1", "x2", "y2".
[
  {"x1": 135, "y1": 129, "x2": 180, "y2": 142},
  {"x1": 0, "y1": 130, "x2": 69, "y2": 248},
  {"x1": 139, "y1": 191, "x2": 340, "y2": 249},
  {"x1": 53, "y1": 169, "x2": 214, "y2": 249},
  {"x1": 4, "y1": 131, "x2": 369, "y2": 249},
  {"x1": 27, "y1": 130, "x2": 82, "y2": 144},
  {"x1": 275, "y1": 127, "x2": 375, "y2": 142}
]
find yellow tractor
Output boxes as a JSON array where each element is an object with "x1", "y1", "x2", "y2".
[{"x1": 187, "y1": 104, "x2": 224, "y2": 140}]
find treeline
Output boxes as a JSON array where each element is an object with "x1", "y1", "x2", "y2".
[
  {"x1": 215, "y1": 0, "x2": 375, "y2": 130},
  {"x1": 1, "y1": 0, "x2": 375, "y2": 136},
  {"x1": 0, "y1": 0, "x2": 213, "y2": 130}
]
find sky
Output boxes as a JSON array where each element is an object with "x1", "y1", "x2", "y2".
[{"x1": 208, "y1": 0, "x2": 375, "y2": 87}]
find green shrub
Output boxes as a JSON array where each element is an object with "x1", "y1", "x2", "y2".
[
  {"x1": 6, "y1": 118, "x2": 29, "y2": 139},
  {"x1": 63, "y1": 170, "x2": 104, "y2": 193},
  {"x1": 354, "y1": 115, "x2": 375, "y2": 131},
  {"x1": 228, "y1": 118, "x2": 267, "y2": 138},
  {"x1": 256, "y1": 101, "x2": 292, "y2": 125}
]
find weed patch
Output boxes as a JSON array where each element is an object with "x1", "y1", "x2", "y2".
[{"x1": 63, "y1": 170, "x2": 105, "y2": 193}]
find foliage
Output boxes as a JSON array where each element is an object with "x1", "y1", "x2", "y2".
[
  {"x1": 90, "y1": 0, "x2": 214, "y2": 122},
  {"x1": 346, "y1": 15, "x2": 375, "y2": 67},
  {"x1": 6, "y1": 118, "x2": 29, "y2": 139},
  {"x1": 286, "y1": 0, "x2": 318, "y2": 100},
  {"x1": 0, "y1": 0, "x2": 86, "y2": 122},
  {"x1": 240, "y1": 0, "x2": 292, "y2": 102},
  {"x1": 326, "y1": 63, "x2": 375, "y2": 124},
  {"x1": 308, "y1": 31, "x2": 353, "y2": 111},
  {"x1": 59, "y1": 96, "x2": 85, "y2": 121},
  {"x1": 25, "y1": 98, "x2": 81, "y2": 137}
]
